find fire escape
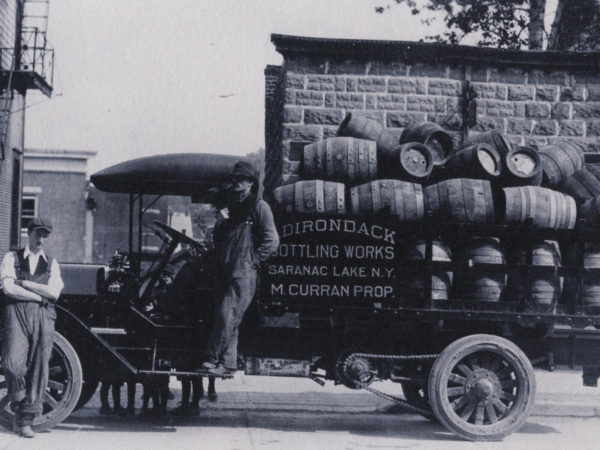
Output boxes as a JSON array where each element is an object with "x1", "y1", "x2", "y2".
[{"x1": 0, "y1": 0, "x2": 54, "y2": 159}]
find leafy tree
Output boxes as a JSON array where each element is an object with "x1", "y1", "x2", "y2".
[{"x1": 375, "y1": 0, "x2": 550, "y2": 50}]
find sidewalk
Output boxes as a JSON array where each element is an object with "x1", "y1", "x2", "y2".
[{"x1": 78, "y1": 369, "x2": 600, "y2": 418}]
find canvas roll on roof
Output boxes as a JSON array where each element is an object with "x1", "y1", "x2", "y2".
[{"x1": 90, "y1": 153, "x2": 245, "y2": 196}]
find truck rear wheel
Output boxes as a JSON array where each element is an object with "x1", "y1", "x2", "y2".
[
  {"x1": 428, "y1": 334, "x2": 535, "y2": 441},
  {"x1": 0, "y1": 331, "x2": 83, "y2": 432}
]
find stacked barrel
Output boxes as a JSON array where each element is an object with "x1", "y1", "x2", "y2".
[{"x1": 270, "y1": 113, "x2": 592, "y2": 307}]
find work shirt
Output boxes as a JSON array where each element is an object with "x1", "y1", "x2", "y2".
[
  {"x1": 213, "y1": 194, "x2": 279, "y2": 272},
  {"x1": 0, "y1": 247, "x2": 64, "y2": 301}
]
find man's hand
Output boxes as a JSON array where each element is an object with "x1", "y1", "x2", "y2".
[{"x1": 219, "y1": 208, "x2": 230, "y2": 219}]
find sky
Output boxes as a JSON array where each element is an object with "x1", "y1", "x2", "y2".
[{"x1": 23, "y1": 0, "x2": 557, "y2": 175}]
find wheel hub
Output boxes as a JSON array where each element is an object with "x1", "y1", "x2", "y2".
[{"x1": 464, "y1": 369, "x2": 501, "y2": 405}]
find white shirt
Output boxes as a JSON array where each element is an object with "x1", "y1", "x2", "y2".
[{"x1": 0, "y1": 247, "x2": 64, "y2": 299}]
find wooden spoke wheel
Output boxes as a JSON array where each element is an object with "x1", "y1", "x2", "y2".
[
  {"x1": 428, "y1": 334, "x2": 535, "y2": 441},
  {"x1": 0, "y1": 331, "x2": 83, "y2": 432}
]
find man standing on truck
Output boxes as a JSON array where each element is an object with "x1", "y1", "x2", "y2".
[
  {"x1": 199, "y1": 160, "x2": 279, "y2": 375},
  {"x1": 0, "y1": 217, "x2": 63, "y2": 438}
]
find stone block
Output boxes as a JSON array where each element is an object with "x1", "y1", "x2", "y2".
[
  {"x1": 327, "y1": 59, "x2": 368, "y2": 75},
  {"x1": 307, "y1": 75, "x2": 336, "y2": 91},
  {"x1": 335, "y1": 93, "x2": 364, "y2": 109},
  {"x1": 496, "y1": 85, "x2": 508, "y2": 100},
  {"x1": 386, "y1": 112, "x2": 426, "y2": 128},
  {"x1": 430, "y1": 113, "x2": 463, "y2": 131},
  {"x1": 507, "y1": 85, "x2": 535, "y2": 101},
  {"x1": 586, "y1": 120, "x2": 600, "y2": 136},
  {"x1": 357, "y1": 77, "x2": 387, "y2": 92},
  {"x1": 573, "y1": 102, "x2": 600, "y2": 119},
  {"x1": 428, "y1": 79, "x2": 462, "y2": 96},
  {"x1": 528, "y1": 70, "x2": 569, "y2": 85},
  {"x1": 388, "y1": 78, "x2": 427, "y2": 95},
  {"x1": 559, "y1": 121, "x2": 585, "y2": 136},
  {"x1": 573, "y1": 71, "x2": 600, "y2": 85},
  {"x1": 283, "y1": 125, "x2": 322, "y2": 142},
  {"x1": 472, "y1": 117, "x2": 504, "y2": 132},
  {"x1": 295, "y1": 91, "x2": 324, "y2": 106},
  {"x1": 285, "y1": 89, "x2": 296, "y2": 104},
  {"x1": 551, "y1": 103, "x2": 571, "y2": 120},
  {"x1": 524, "y1": 137, "x2": 548, "y2": 148},
  {"x1": 587, "y1": 86, "x2": 600, "y2": 101},
  {"x1": 525, "y1": 102, "x2": 551, "y2": 119},
  {"x1": 283, "y1": 106, "x2": 303, "y2": 123},
  {"x1": 375, "y1": 94, "x2": 406, "y2": 110},
  {"x1": 536, "y1": 86, "x2": 559, "y2": 102},
  {"x1": 485, "y1": 100, "x2": 514, "y2": 117},
  {"x1": 347, "y1": 77, "x2": 358, "y2": 92},
  {"x1": 507, "y1": 119, "x2": 532, "y2": 135},
  {"x1": 407, "y1": 95, "x2": 446, "y2": 113},
  {"x1": 560, "y1": 86, "x2": 586, "y2": 102},
  {"x1": 489, "y1": 67, "x2": 526, "y2": 84},
  {"x1": 325, "y1": 93, "x2": 336, "y2": 108},
  {"x1": 367, "y1": 61, "x2": 408, "y2": 76},
  {"x1": 513, "y1": 103, "x2": 526, "y2": 117},
  {"x1": 366, "y1": 95, "x2": 377, "y2": 110},
  {"x1": 470, "y1": 67, "x2": 488, "y2": 82},
  {"x1": 286, "y1": 73, "x2": 305, "y2": 89},
  {"x1": 304, "y1": 108, "x2": 344, "y2": 125},
  {"x1": 409, "y1": 62, "x2": 448, "y2": 78},
  {"x1": 506, "y1": 135, "x2": 525, "y2": 146},
  {"x1": 532, "y1": 120, "x2": 557, "y2": 136},
  {"x1": 348, "y1": 110, "x2": 385, "y2": 124},
  {"x1": 471, "y1": 83, "x2": 496, "y2": 99},
  {"x1": 285, "y1": 56, "x2": 327, "y2": 74},
  {"x1": 322, "y1": 126, "x2": 339, "y2": 139}
]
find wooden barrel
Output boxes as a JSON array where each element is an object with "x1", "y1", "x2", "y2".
[
  {"x1": 502, "y1": 186, "x2": 577, "y2": 230},
  {"x1": 563, "y1": 165, "x2": 600, "y2": 203},
  {"x1": 424, "y1": 178, "x2": 495, "y2": 223},
  {"x1": 272, "y1": 180, "x2": 346, "y2": 215},
  {"x1": 508, "y1": 240, "x2": 562, "y2": 307},
  {"x1": 301, "y1": 137, "x2": 377, "y2": 185},
  {"x1": 350, "y1": 179, "x2": 424, "y2": 221},
  {"x1": 444, "y1": 143, "x2": 502, "y2": 180},
  {"x1": 455, "y1": 237, "x2": 506, "y2": 302},
  {"x1": 539, "y1": 142, "x2": 584, "y2": 188},
  {"x1": 563, "y1": 243, "x2": 600, "y2": 307},
  {"x1": 337, "y1": 113, "x2": 399, "y2": 155},
  {"x1": 579, "y1": 195, "x2": 600, "y2": 226},
  {"x1": 502, "y1": 146, "x2": 543, "y2": 186},
  {"x1": 465, "y1": 131, "x2": 511, "y2": 161},
  {"x1": 378, "y1": 143, "x2": 433, "y2": 182},
  {"x1": 400, "y1": 122, "x2": 453, "y2": 165},
  {"x1": 402, "y1": 241, "x2": 452, "y2": 300}
]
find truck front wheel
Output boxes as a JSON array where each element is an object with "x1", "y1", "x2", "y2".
[
  {"x1": 428, "y1": 334, "x2": 535, "y2": 441},
  {"x1": 0, "y1": 331, "x2": 83, "y2": 432}
]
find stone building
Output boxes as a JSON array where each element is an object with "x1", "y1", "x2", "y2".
[
  {"x1": 265, "y1": 34, "x2": 600, "y2": 192},
  {"x1": 0, "y1": 0, "x2": 53, "y2": 255},
  {"x1": 23, "y1": 148, "x2": 96, "y2": 262}
]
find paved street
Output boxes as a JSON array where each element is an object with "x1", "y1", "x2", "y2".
[{"x1": 0, "y1": 370, "x2": 599, "y2": 449}]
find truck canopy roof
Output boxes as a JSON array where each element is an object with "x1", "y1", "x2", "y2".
[{"x1": 90, "y1": 153, "x2": 246, "y2": 197}]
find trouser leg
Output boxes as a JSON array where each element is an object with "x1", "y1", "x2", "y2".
[
  {"x1": 19, "y1": 307, "x2": 55, "y2": 421},
  {"x1": 207, "y1": 270, "x2": 257, "y2": 370},
  {"x1": 2, "y1": 304, "x2": 30, "y2": 405}
]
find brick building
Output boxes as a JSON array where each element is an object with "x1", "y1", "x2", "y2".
[
  {"x1": 0, "y1": 0, "x2": 53, "y2": 255},
  {"x1": 265, "y1": 34, "x2": 600, "y2": 192},
  {"x1": 23, "y1": 148, "x2": 96, "y2": 262}
]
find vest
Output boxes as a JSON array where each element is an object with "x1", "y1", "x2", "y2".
[{"x1": 13, "y1": 248, "x2": 53, "y2": 285}]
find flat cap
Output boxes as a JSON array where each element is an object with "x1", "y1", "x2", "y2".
[
  {"x1": 28, "y1": 217, "x2": 53, "y2": 233},
  {"x1": 230, "y1": 160, "x2": 258, "y2": 183}
]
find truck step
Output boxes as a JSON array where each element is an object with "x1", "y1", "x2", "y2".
[{"x1": 90, "y1": 327, "x2": 127, "y2": 335}]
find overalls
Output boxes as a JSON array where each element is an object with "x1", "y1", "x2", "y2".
[
  {"x1": 205, "y1": 198, "x2": 259, "y2": 371},
  {"x1": 2, "y1": 249, "x2": 56, "y2": 426}
]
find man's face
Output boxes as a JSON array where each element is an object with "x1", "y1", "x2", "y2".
[
  {"x1": 28, "y1": 228, "x2": 50, "y2": 252},
  {"x1": 226, "y1": 176, "x2": 254, "y2": 203}
]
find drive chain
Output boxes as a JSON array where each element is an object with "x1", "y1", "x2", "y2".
[{"x1": 346, "y1": 352, "x2": 439, "y2": 418}]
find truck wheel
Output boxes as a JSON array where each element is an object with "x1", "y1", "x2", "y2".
[
  {"x1": 428, "y1": 334, "x2": 535, "y2": 441},
  {"x1": 0, "y1": 331, "x2": 83, "y2": 432}
]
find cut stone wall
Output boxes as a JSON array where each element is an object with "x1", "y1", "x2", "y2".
[{"x1": 265, "y1": 34, "x2": 600, "y2": 193}]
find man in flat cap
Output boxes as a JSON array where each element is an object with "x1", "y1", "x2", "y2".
[
  {"x1": 199, "y1": 160, "x2": 279, "y2": 375},
  {"x1": 0, "y1": 217, "x2": 63, "y2": 438}
]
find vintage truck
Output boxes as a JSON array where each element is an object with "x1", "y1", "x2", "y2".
[{"x1": 3, "y1": 152, "x2": 600, "y2": 442}]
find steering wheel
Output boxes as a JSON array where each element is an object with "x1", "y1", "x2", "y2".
[{"x1": 153, "y1": 221, "x2": 207, "y2": 252}]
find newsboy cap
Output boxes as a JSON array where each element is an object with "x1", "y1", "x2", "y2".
[
  {"x1": 230, "y1": 160, "x2": 258, "y2": 183},
  {"x1": 28, "y1": 217, "x2": 53, "y2": 233}
]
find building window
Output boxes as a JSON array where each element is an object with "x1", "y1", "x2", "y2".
[{"x1": 21, "y1": 196, "x2": 37, "y2": 231}]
